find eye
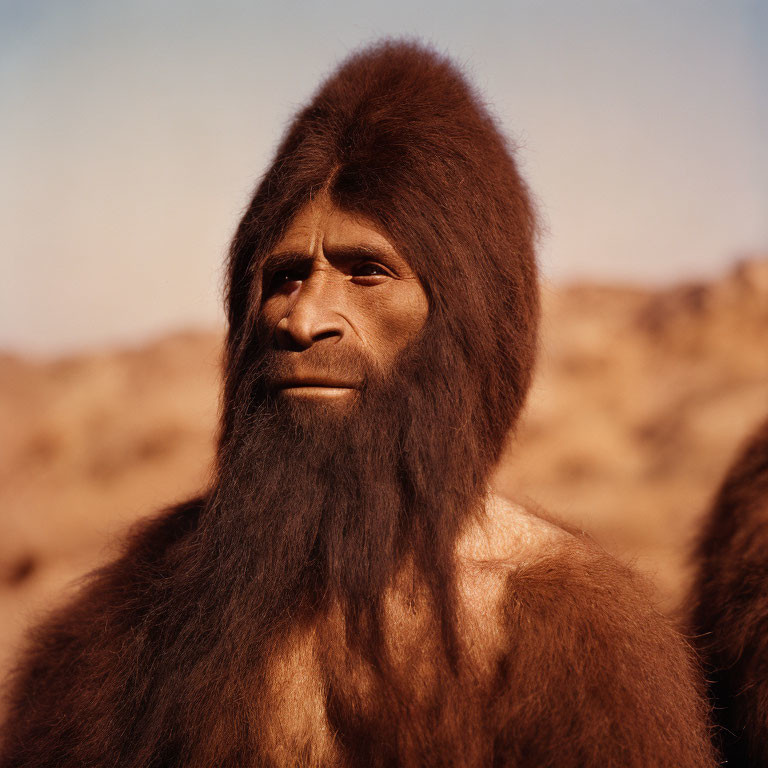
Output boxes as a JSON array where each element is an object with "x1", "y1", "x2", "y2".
[
  {"x1": 264, "y1": 269, "x2": 304, "y2": 295},
  {"x1": 351, "y1": 262, "x2": 392, "y2": 283}
]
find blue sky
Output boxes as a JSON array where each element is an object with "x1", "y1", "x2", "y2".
[{"x1": 2, "y1": 0, "x2": 766, "y2": 354}]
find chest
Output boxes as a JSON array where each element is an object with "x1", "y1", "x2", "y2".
[{"x1": 257, "y1": 566, "x2": 510, "y2": 767}]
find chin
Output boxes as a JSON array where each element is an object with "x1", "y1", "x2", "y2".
[{"x1": 273, "y1": 388, "x2": 360, "y2": 426}]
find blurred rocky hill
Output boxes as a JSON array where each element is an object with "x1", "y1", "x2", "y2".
[
  {"x1": 497, "y1": 257, "x2": 768, "y2": 609},
  {"x1": 1, "y1": 258, "x2": 766, "y2": 680}
]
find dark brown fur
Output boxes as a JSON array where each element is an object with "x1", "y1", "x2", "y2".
[
  {"x1": 691, "y1": 415, "x2": 768, "y2": 766},
  {"x1": 1, "y1": 40, "x2": 716, "y2": 767}
]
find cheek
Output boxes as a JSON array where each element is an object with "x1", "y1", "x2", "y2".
[
  {"x1": 357, "y1": 283, "x2": 429, "y2": 362},
  {"x1": 259, "y1": 295, "x2": 288, "y2": 330}
]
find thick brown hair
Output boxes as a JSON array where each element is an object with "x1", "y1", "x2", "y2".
[
  {"x1": 691, "y1": 414, "x2": 768, "y2": 766},
  {"x1": 210, "y1": 37, "x2": 542, "y2": 678},
  {"x1": 1, "y1": 40, "x2": 545, "y2": 767},
  {"x1": 222, "y1": 39, "x2": 539, "y2": 456}
]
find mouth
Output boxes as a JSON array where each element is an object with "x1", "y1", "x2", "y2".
[{"x1": 275, "y1": 377, "x2": 359, "y2": 398}]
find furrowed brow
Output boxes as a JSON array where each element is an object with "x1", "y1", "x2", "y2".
[
  {"x1": 324, "y1": 244, "x2": 409, "y2": 274},
  {"x1": 260, "y1": 251, "x2": 312, "y2": 272},
  {"x1": 324, "y1": 244, "x2": 398, "y2": 261}
]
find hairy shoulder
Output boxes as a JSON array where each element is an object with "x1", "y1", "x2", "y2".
[
  {"x1": 455, "y1": 493, "x2": 705, "y2": 690},
  {"x1": 0, "y1": 496, "x2": 207, "y2": 765},
  {"x1": 458, "y1": 492, "x2": 682, "y2": 648},
  {"x1": 456, "y1": 494, "x2": 614, "y2": 665},
  {"x1": 457, "y1": 496, "x2": 716, "y2": 768},
  {"x1": 489, "y1": 549, "x2": 716, "y2": 767},
  {"x1": 61, "y1": 494, "x2": 206, "y2": 621},
  {"x1": 2, "y1": 497, "x2": 205, "y2": 701}
]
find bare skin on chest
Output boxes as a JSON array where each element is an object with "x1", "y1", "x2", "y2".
[{"x1": 258, "y1": 497, "x2": 564, "y2": 766}]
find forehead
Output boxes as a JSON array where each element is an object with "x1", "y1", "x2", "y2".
[{"x1": 269, "y1": 195, "x2": 407, "y2": 267}]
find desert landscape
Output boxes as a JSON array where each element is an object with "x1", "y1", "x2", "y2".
[{"x1": 1, "y1": 257, "x2": 766, "y2": 685}]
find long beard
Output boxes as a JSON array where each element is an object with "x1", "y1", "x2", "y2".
[
  {"x1": 211, "y1": 380, "x2": 407, "y2": 642},
  {"x1": 77, "y1": 325, "x2": 497, "y2": 766},
  {"x1": 204, "y1": 322, "x2": 494, "y2": 660}
]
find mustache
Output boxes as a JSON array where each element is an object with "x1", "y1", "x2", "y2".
[{"x1": 257, "y1": 347, "x2": 379, "y2": 390}]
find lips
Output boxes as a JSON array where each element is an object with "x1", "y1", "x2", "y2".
[{"x1": 274, "y1": 376, "x2": 359, "y2": 390}]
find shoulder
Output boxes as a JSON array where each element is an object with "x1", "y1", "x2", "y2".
[
  {"x1": 455, "y1": 493, "x2": 641, "y2": 656},
  {"x1": 456, "y1": 492, "x2": 696, "y2": 674},
  {"x1": 470, "y1": 499, "x2": 716, "y2": 767},
  {"x1": 458, "y1": 491, "x2": 656, "y2": 591},
  {"x1": 490, "y1": 552, "x2": 716, "y2": 767},
  {"x1": 55, "y1": 494, "x2": 207, "y2": 622},
  {"x1": 456, "y1": 492, "x2": 571, "y2": 569},
  {"x1": 465, "y1": 494, "x2": 663, "y2": 629},
  {"x1": 0, "y1": 496, "x2": 208, "y2": 761},
  {"x1": 5, "y1": 495, "x2": 206, "y2": 686}
]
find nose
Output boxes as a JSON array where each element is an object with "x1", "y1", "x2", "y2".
[{"x1": 274, "y1": 272, "x2": 345, "y2": 351}]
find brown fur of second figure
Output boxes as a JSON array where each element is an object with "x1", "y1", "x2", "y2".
[
  {"x1": 691, "y1": 415, "x2": 768, "y2": 766},
  {"x1": 1, "y1": 40, "x2": 716, "y2": 768}
]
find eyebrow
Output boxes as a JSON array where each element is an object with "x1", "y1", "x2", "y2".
[
  {"x1": 263, "y1": 244, "x2": 410, "y2": 274},
  {"x1": 324, "y1": 243, "x2": 399, "y2": 260},
  {"x1": 260, "y1": 251, "x2": 311, "y2": 273}
]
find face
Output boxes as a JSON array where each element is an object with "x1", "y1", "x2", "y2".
[{"x1": 258, "y1": 194, "x2": 429, "y2": 402}]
